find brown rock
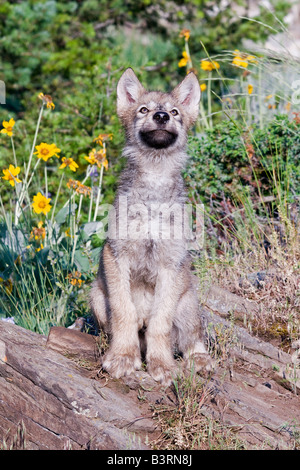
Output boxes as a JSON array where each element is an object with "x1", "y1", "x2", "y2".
[
  {"x1": 0, "y1": 322, "x2": 152, "y2": 450},
  {"x1": 203, "y1": 284, "x2": 259, "y2": 319},
  {"x1": 46, "y1": 326, "x2": 101, "y2": 364}
]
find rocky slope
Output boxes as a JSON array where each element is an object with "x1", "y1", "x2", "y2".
[{"x1": 0, "y1": 285, "x2": 299, "y2": 450}]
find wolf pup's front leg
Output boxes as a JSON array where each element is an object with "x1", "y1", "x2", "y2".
[
  {"x1": 101, "y1": 244, "x2": 142, "y2": 378},
  {"x1": 146, "y1": 266, "x2": 183, "y2": 386}
]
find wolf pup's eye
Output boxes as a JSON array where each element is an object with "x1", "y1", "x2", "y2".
[
  {"x1": 170, "y1": 109, "x2": 179, "y2": 116},
  {"x1": 139, "y1": 107, "x2": 149, "y2": 114}
]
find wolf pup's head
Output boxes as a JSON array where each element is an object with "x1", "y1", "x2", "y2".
[{"x1": 117, "y1": 68, "x2": 200, "y2": 153}]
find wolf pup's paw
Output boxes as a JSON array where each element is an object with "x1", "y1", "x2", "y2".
[
  {"x1": 147, "y1": 357, "x2": 178, "y2": 387},
  {"x1": 185, "y1": 353, "x2": 215, "y2": 377},
  {"x1": 102, "y1": 349, "x2": 142, "y2": 379}
]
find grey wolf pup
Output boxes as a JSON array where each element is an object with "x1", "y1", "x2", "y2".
[{"x1": 90, "y1": 68, "x2": 212, "y2": 386}]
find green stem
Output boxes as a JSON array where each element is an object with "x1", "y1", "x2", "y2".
[
  {"x1": 207, "y1": 72, "x2": 213, "y2": 128},
  {"x1": 44, "y1": 164, "x2": 48, "y2": 220},
  {"x1": 24, "y1": 159, "x2": 40, "y2": 192},
  {"x1": 199, "y1": 101, "x2": 210, "y2": 130},
  {"x1": 15, "y1": 158, "x2": 41, "y2": 225},
  {"x1": 258, "y1": 66, "x2": 263, "y2": 129},
  {"x1": 77, "y1": 194, "x2": 83, "y2": 225},
  {"x1": 11, "y1": 136, "x2": 17, "y2": 167},
  {"x1": 24, "y1": 104, "x2": 44, "y2": 186},
  {"x1": 88, "y1": 185, "x2": 93, "y2": 223},
  {"x1": 0, "y1": 194, "x2": 12, "y2": 238},
  {"x1": 71, "y1": 194, "x2": 83, "y2": 267},
  {"x1": 15, "y1": 103, "x2": 44, "y2": 225},
  {"x1": 50, "y1": 172, "x2": 64, "y2": 226},
  {"x1": 93, "y1": 164, "x2": 104, "y2": 222},
  {"x1": 184, "y1": 39, "x2": 193, "y2": 70},
  {"x1": 246, "y1": 91, "x2": 251, "y2": 125}
]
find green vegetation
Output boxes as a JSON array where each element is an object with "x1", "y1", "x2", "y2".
[{"x1": 186, "y1": 114, "x2": 300, "y2": 220}]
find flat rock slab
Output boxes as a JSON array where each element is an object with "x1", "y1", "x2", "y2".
[
  {"x1": 0, "y1": 322, "x2": 155, "y2": 450},
  {"x1": 46, "y1": 326, "x2": 101, "y2": 364},
  {"x1": 203, "y1": 284, "x2": 259, "y2": 319}
]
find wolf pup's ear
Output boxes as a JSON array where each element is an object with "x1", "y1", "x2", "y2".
[
  {"x1": 117, "y1": 68, "x2": 145, "y2": 117},
  {"x1": 171, "y1": 72, "x2": 200, "y2": 125}
]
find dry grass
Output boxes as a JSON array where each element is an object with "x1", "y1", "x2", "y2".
[
  {"x1": 1, "y1": 421, "x2": 26, "y2": 450},
  {"x1": 200, "y1": 199, "x2": 300, "y2": 350},
  {"x1": 150, "y1": 372, "x2": 246, "y2": 450}
]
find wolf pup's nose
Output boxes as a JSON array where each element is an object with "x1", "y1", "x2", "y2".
[{"x1": 153, "y1": 111, "x2": 169, "y2": 124}]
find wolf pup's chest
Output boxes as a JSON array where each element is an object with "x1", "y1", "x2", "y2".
[
  {"x1": 126, "y1": 238, "x2": 185, "y2": 284},
  {"x1": 128, "y1": 170, "x2": 178, "y2": 203}
]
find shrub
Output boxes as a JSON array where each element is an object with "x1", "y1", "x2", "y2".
[{"x1": 185, "y1": 114, "x2": 300, "y2": 207}]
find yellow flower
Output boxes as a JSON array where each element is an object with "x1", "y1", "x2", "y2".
[
  {"x1": 38, "y1": 93, "x2": 55, "y2": 110},
  {"x1": 201, "y1": 60, "x2": 220, "y2": 72},
  {"x1": 232, "y1": 56, "x2": 248, "y2": 68},
  {"x1": 247, "y1": 55, "x2": 257, "y2": 63},
  {"x1": 67, "y1": 271, "x2": 84, "y2": 286},
  {"x1": 179, "y1": 29, "x2": 190, "y2": 41},
  {"x1": 32, "y1": 192, "x2": 52, "y2": 215},
  {"x1": 34, "y1": 142, "x2": 61, "y2": 162},
  {"x1": 93, "y1": 133, "x2": 113, "y2": 146},
  {"x1": 84, "y1": 148, "x2": 108, "y2": 170},
  {"x1": 84, "y1": 151, "x2": 96, "y2": 166},
  {"x1": 36, "y1": 244, "x2": 44, "y2": 252},
  {"x1": 1, "y1": 118, "x2": 15, "y2": 137},
  {"x1": 2, "y1": 164, "x2": 21, "y2": 187},
  {"x1": 178, "y1": 51, "x2": 190, "y2": 68},
  {"x1": 248, "y1": 84, "x2": 253, "y2": 95},
  {"x1": 59, "y1": 157, "x2": 79, "y2": 172},
  {"x1": 67, "y1": 179, "x2": 91, "y2": 196},
  {"x1": 232, "y1": 50, "x2": 257, "y2": 68},
  {"x1": 200, "y1": 83, "x2": 207, "y2": 92},
  {"x1": 30, "y1": 221, "x2": 46, "y2": 242},
  {"x1": 102, "y1": 158, "x2": 108, "y2": 171}
]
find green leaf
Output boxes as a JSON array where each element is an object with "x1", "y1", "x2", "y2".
[
  {"x1": 55, "y1": 203, "x2": 77, "y2": 225},
  {"x1": 73, "y1": 250, "x2": 90, "y2": 273}
]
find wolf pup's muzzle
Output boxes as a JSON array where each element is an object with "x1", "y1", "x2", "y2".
[{"x1": 140, "y1": 111, "x2": 178, "y2": 149}]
